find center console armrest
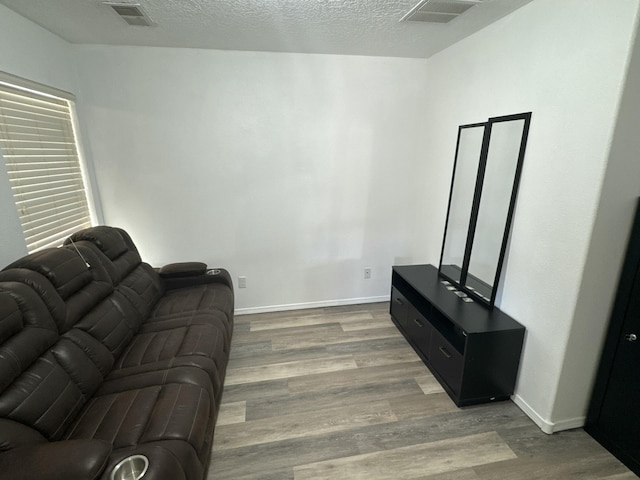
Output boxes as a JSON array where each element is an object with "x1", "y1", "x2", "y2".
[
  {"x1": 0, "y1": 439, "x2": 112, "y2": 480},
  {"x1": 158, "y1": 262, "x2": 208, "y2": 278},
  {"x1": 161, "y1": 267, "x2": 233, "y2": 291}
]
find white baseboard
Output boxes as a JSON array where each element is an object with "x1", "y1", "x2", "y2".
[
  {"x1": 512, "y1": 394, "x2": 586, "y2": 434},
  {"x1": 234, "y1": 296, "x2": 389, "y2": 316}
]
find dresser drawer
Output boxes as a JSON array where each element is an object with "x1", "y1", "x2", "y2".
[
  {"x1": 405, "y1": 305, "x2": 432, "y2": 359},
  {"x1": 429, "y1": 329, "x2": 464, "y2": 397},
  {"x1": 390, "y1": 287, "x2": 409, "y2": 327}
]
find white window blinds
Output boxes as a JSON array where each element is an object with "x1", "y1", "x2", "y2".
[{"x1": 0, "y1": 78, "x2": 93, "y2": 252}]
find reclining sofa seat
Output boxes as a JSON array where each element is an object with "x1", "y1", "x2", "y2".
[
  {"x1": 0, "y1": 226, "x2": 234, "y2": 480},
  {"x1": 67, "y1": 227, "x2": 234, "y2": 330},
  {"x1": 65, "y1": 228, "x2": 233, "y2": 394}
]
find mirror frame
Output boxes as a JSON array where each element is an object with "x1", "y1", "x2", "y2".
[{"x1": 438, "y1": 112, "x2": 532, "y2": 307}]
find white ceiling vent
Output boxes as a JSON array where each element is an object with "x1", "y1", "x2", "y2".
[
  {"x1": 401, "y1": 0, "x2": 485, "y2": 24},
  {"x1": 103, "y1": 2, "x2": 154, "y2": 27}
]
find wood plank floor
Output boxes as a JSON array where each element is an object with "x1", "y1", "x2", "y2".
[{"x1": 209, "y1": 303, "x2": 636, "y2": 479}]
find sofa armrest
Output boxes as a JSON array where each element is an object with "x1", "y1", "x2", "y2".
[
  {"x1": 162, "y1": 267, "x2": 233, "y2": 291},
  {"x1": 0, "y1": 440, "x2": 112, "y2": 480},
  {"x1": 158, "y1": 262, "x2": 208, "y2": 278}
]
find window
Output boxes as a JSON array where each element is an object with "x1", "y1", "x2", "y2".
[{"x1": 0, "y1": 72, "x2": 94, "y2": 252}]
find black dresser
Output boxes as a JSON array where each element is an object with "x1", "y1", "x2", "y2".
[{"x1": 391, "y1": 264, "x2": 525, "y2": 406}]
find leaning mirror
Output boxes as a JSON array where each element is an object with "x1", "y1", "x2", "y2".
[
  {"x1": 439, "y1": 112, "x2": 531, "y2": 307},
  {"x1": 439, "y1": 122, "x2": 486, "y2": 286}
]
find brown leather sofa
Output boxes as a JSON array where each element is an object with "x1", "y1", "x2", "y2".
[{"x1": 0, "y1": 226, "x2": 233, "y2": 480}]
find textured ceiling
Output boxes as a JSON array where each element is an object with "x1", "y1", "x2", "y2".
[{"x1": 0, "y1": 0, "x2": 533, "y2": 58}]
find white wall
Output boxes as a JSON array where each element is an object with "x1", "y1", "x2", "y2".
[
  {"x1": 553, "y1": 13, "x2": 640, "y2": 428},
  {"x1": 419, "y1": 0, "x2": 640, "y2": 432},
  {"x1": 0, "y1": 4, "x2": 79, "y2": 266},
  {"x1": 73, "y1": 46, "x2": 428, "y2": 311}
]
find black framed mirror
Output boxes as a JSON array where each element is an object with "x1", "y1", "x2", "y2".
[{"x1": 439, "y1": 112, "x2": 532, "y2": 307}]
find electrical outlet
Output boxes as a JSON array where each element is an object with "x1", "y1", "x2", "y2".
[
  {"x1": 238, "y1": 276, "x2": 247, "y2": 288},
  {"x1": 364, "y1": 268, "x2": 371, "y2": 279}
]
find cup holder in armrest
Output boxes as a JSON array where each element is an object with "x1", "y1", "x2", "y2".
[{"x1": 111, "y1": 455, "x2": 149, "y2": 480}]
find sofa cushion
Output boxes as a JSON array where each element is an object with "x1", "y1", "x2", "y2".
[
  {"x1": 98, "y1": 366, "x2": 214, "y2": 400},
  {"x1": 117, "y1": 324, "x2": 227, "y2": 369},
  {"x1": 70, "y1": 291, "x2": 142, "y2": 362},
  {"x1": 0, "y1": 350, "x2": 91, "y2": 440},
  {"x1": 0, "y1": 439, "x2": 112, "y2": 480},
  {"x1": 117, "y1": 262, "x2": 165, "y2": 320},
  {"x1": 150, "y1": 283, "x2": 234, "y2": 326},
  {"x1": 112, "y1": 323, "x2": 228, "y2": 396},
  {"x1": 65, "y1": 383, "x2": 212, "y2": 460},
  {"x1": 141, "y1": 311, "x2": 232, "y2": 350}
]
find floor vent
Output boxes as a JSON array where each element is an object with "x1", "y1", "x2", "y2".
[
  {"x1": 401, "y1": 0, "x2": 485, "y2": 24},
  {"x1": 103, "y1": 2, "x2": 154, "y2": 27}
]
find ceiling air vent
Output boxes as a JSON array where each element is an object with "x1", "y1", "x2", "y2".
[
  {"x1": 103, "y1": 2, "x2": 154, "y2": 27},
  {"x1": 401, "y1": 0, "x2": 485, "y2": 24}
]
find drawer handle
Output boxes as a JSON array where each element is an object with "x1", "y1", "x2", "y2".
[
  {"x1": 395, "y1": 298, "x2": 404, "y2": 305},
  {"x1": 413, "y1": 318, "x2": 424, "y2": 328},
  {"x1": 439, "y1": 346, "x2": 452, "y2": 358}
]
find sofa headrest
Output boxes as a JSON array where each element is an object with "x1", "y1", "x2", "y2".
[
  {"x1": 65, "y1": 226, "x2": 143, "y2": 284},
  {"x1": 0, "y1": 270, "x2": 67, "y2": 328},
  {"x1": 66, "y1": 226, "x2": 130, "y2": 261},
  {"x1": 0, "y1": 247, "x2": 114, "y2": 333},
  {"x1": 3, "y1": 248, "x2": 92, "y2": 301}
]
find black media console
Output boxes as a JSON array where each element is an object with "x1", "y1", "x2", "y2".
[{"x1": 391, "y1": 264, "x2": 525, "y2": 406}]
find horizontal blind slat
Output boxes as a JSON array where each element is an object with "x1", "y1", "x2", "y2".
[
  {"x1": 10, "y1": 183, "x2": 87, "y2": 200},
  {"x1": 21, "y1": 205, "x2": 89, "y2": 228},
  {"x1": 0, "y1": 139, "x2": 76, "y2": 148},
  {"x1": 4, "y1": 157, "x2": 80, "y2": 167},
  {"x1": 0, "y1": 117, "x2": 73, "y2": 134},
  {"x1": 0, "y1": 100, "x2": 68, "y2": 117},
  {"x1": 0, "y1": 127, "x2": 72, "y2": 141},
  {"x1": 0, "y1": 81, "x2": 69, "y2": 105},
  {"x1": 16, "y1": 199, "x2": 89, "y2": 220},
  {"x1": 7, "y1": 168, "x2": 83, "y2": 178},
  {"x1": 0, "y1": 113, "x2": 72, "y2": 131},
  {"x1": 14, "y1": 189, "x2": 88, "y2": 207},
  {"x1": 0, "y1": 92, "x2": 69, "y2": 111},
  {"x1": 24, "y1": 212, "x2": 91, "y2": 239}
]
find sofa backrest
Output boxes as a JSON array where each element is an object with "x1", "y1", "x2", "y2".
[
  {"x1": 0, "y1": 227, "x2": 171, "y2": 445},
  {"x1": 0, "y1": 283, "x2": 105, "y2": 442},
  {"x1": 66, "y1": 226, "x2": 165, "y2": 320},
  {"x1": 0, "y1": 245, "x2": 146, "y2": 365},
  {"x1": 0, "y1": 247, "x2": 112, "y2": 333},
  {"x1": 65, "y1": 226, "x2": 141, "y2": 284}
]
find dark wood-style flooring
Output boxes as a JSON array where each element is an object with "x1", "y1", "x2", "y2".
[{"x1": 209, "y1": 302, "x2": 635, "y2": 479}]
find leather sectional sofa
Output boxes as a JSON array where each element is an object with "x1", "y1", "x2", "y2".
[{"x1": 0, "y1": 226, "x2": 234, "y2": 480}]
